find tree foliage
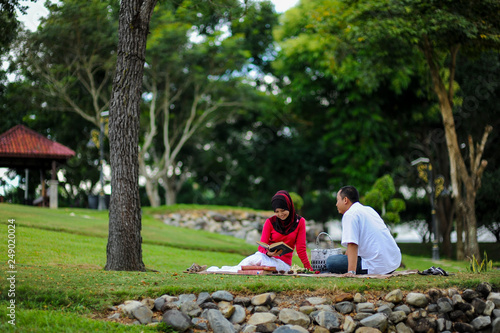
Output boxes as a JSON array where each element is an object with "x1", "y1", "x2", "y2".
[
  {"x1": 139, "y1": 0, "x2": 278, "y2": 206},
  {"x1": 17, "y1": 0, "x2": 118, "y2": 128}
]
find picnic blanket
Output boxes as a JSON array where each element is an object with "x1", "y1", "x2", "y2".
[{"x1": 192, "y1": 267, "x2": 419, "y2": 279}]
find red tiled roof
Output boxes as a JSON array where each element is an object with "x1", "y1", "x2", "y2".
[{"x1": 0, "y1": 124, "x2": 75, "y2": 159}]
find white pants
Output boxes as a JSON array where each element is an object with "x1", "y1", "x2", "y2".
[{"x1": 206, "y1": 251, "x2": 291, "y2": 273}]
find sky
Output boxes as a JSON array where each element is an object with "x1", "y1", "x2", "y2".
[{"x1": 18, "y1": 0, "x2": 300, "y2": 31}]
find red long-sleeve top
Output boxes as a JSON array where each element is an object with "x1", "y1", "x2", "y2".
[{"x1": 257, "y1": 217, "x2": 312, "y2": 270}]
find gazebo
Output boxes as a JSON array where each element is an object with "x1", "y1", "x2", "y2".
[{"x1": 0, "y1": 124, "x2": 75, "y2": 208}]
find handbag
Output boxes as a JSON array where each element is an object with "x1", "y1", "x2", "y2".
[{"x1": 311, "y1": 232, "x2": 342, "y2": 272}]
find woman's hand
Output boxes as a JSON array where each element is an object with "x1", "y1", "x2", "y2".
[{"x1": 267, "y1": 249, "x2": 283, "y2": 257}]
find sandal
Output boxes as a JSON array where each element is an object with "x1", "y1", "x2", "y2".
[
  {"x1": 418, "y1": 266, "x2": 449, "y2": 276},
  {"x1": 418, "y1": 266, "x2": 437, "y2": 275},
  {"x1": 185, "y1": 263, "x2": 207, "y2": 273},
  {"x1": 434, "y1": 267, "x2": 449, "y2": 276}
]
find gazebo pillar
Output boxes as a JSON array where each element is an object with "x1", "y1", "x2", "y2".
[{"x1": 49, "y1": 160, "x2": 58, "y2": 209}]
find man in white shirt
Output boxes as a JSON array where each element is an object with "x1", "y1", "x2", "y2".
[{"x1": 326, "y1": 185, "x2": 401, "y2": 276}]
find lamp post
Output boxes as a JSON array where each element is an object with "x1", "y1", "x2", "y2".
[
  {"x1": 98, "y1": 110, "x2": 109, "y2": 211},
  {"x1": 411, "y1": 157, "x2": 440, "y2": 261}
]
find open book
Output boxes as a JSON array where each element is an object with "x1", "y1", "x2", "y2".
[{"x1": 256, "y1": 241, "x2": 294, "y2": 256}]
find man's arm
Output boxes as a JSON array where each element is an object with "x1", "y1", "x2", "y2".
[{"x1": 345, "y1": 242, "x2": 358, "y2": 276}]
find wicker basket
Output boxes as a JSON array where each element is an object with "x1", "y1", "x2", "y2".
[{"x1": 311, "y1": 232, "x2": 342, "y2": 272}]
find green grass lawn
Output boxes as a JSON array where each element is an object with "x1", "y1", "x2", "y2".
[{"x1": 0, "y1": 203, "x2": 498, "y2": 332}]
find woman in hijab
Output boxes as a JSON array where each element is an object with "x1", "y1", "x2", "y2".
[{"x1": 206, "y1": 190, "x2": 312, "y2": 272}]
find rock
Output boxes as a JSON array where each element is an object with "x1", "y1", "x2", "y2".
[
  {"x1": 406, "y1": 310, "x2": 436, "y2": 333},
  {"x1": 377, "y1": 304, "x2": 392, "y2": 316},
  {"x1": 229, "y1": 305, "x2": 246, "y2": 324},
  {"x1": 279, "y1": 308, "x2": 310, "y2": 328},
  {"x1": 251, "y1": 293, "x2": 276, "y2": 306},
  {"x1": 452, "y1": 322, "x2": 475, "y2": 332},
  {"x1": 131, "y1": 305, "x2": 153, "y2": 324},
  {"x1": 428, "y1": 288, "x2": 444, "y2": 303},
  {"x1": 395, "y1": 322, "x2": 413, "y2": 333},
  {"x1": 484, "y1": 300, "x2": 495, "y2": 316},
  {"x1": 476, "y1": 282, "x2": 492, "y2": 298},
  {"x1": 394, "y1": 304, "x2": 411, "y2": 314},
  {"x1": 344, "y1": 315, "x2": 357, "y2": 333},
  {"x1": 471, "y1": 315, "x2": 491, "y2": 330},
  {"x1": 274, "y1": 324, "x2": 309, "y2": 333},
  {"x1": 427, "y1": 303, "x2": 438, "y2": 313},
  {"x1": 256, "y1": 322, "x2": 278, "y2": 332},
  {"x1": 141, "y1": 298, "x2": 155, "y2": 310},
  {"x1": 218, "y1": 301, "x2": 235, "y2": 318},
  {"x1": 107, "y1": 313, "x2": 120, "y2": 320},
  {"x1": 121, "y1": 300, "x2": 143, "y2": 318},
  {"x1": 160, "y1": 301, "x2": 178, "y2": 312},
  {"x1": 355, "y1": 327, "x2": 382, "y2": 333},
  {"x1": 242, "y1": 324, "x2": 257, "y2": 333},
  {"x1": 385, "y1": 289, "x2": 403, "y2": 303},
  {"x1": 197, "y1": 291, "x2": 213, "y2": 305},
  {"x1": 247, "y1": 312, "x2": 277, "y2": 326},
  {"x1": 452, "y1": 294, "x2": 465, "y2": 306},
  {"x1": 121, "y1": 300, "x2": 153, "y2": 324},
  {"x1": 360, "y1": 313, "x2": 388, "y2": 332},
  {"x1": 162, "y1": 309, "x2": 192, "y2": 332},
  {"x1": 354, "y1": 313, "x2": 375, "y2": 321},
  {"x1": 200, "y1": 302, "x2": 218, "y2": 310},
  {"x1": 472, "y1": 298, "x2": 487, "y2": 315},
  {"x1": 206, "y1": 309, "x2": 236, "y2": 333},
  {"x1": 335, "y1": 293, "x2": 354, "y2": 302},
  {"x1": 212, "y1": 290, "x2": 234, "y2": 302},
  {"x1": 312, "y1": 326, "x2": 330, "y2": 333},
  {"x1": 487, "y1": 292, "x2": 500, "y2": 308},
  {"x1": 312, "y1": 310, "x2": 341, "y2": 331},
  {"x1": 356, "y1": 302, "x2": 375, "y2": 313},
  {"x1": 448, "y1": 288, "x2": 460, "y2": 297},
  {"x1": 234, "y1": 296, "x2": 251, "y2": 307},
  {"x1": 180, "y1": 300, "x2": 202, "y2": 317},
  {"x1": 255, "y1": 305, "x2": 271, "y2": 312},
  {"x1": 462, "y1": 289, "x2": 481, "y2": 303},
  {"x1": 192, "y1": 317, "x2": 209, "y2": 331},
  {"x1": 335, "y1": 301, "x2": 354, "y2": 314},
  {"x1": 299, "y1": 305, "x2": 316, "y2": 315},
  {"x1": 306, "y1": 297, "x2": 328, "y2": 305},
  {"x1": 176, "y1": 293, "x2": 196, "y2": 306},
  {"x1": 449, "y1": 310, "x2": 468, "y2": 322},
  {"x1": 354, "y1": 293, "x2": 367, "y2": 303},
  {"x1": 437, "y1": 297, "x2": 453, "y2": 313},
  {"x1": 456, "y1": 302, "x2": 475, "y2": 318},
  {"x1": 154, "y1": 296, "x2": 166, "y2": 311},
  {"x1": 406, "y1": 293, "x2": 429, "y2": 308},
  {"x1": 389, "y1": 311, "x2": 407, "y2": 324},
  {"x1": 315, "y1": 304, "x2": 334, "y2": 312},
  {"x1": 245, "y1": 229, "x2": 261, "y2": 244},
  {"x1": 492, "y1": 317, "x2": 500, "y2": 333}
]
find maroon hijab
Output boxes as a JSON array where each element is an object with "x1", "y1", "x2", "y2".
[{"x1": 270, "y1": 190, "x2": 300, "y2": 235}]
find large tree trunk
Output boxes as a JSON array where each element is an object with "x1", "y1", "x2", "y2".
[
  {"x1": 437, "y1": 195, "x2": 454, "y2": 258},
  {"x1": 456, "y1": 207, "x2": 465, "y2": 260},
  {"x1": 105, "y1": 0, "x2": 157, "y2": 271},
  {"x1": 421, "y1": 38, "x2": 491, "y2": 261}
]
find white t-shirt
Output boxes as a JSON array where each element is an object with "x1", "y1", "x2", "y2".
[{"x1": 341, "y1": 202, "x2": 401, "y2": 274}]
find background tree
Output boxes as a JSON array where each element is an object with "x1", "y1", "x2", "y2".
[
  {"x1": 17, "y1": 0, "x2": 118, "y2": 129},
  {"x1": 105, "y1": 0, "x2": 157, "y2": 272},
  {"x1": 139, "y1": 0, "x2": 278, "y2": 206},
  {"x1": 0, "y1": 0, "x2": 31, "y2": 55},
  {"x1": 291, "y1": 0, "x2": 500, "y2": 260}
]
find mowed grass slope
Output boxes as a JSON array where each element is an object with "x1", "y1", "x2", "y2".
[{"x1": 0, "y1": 203, "x2": 498, "y2": 332}]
